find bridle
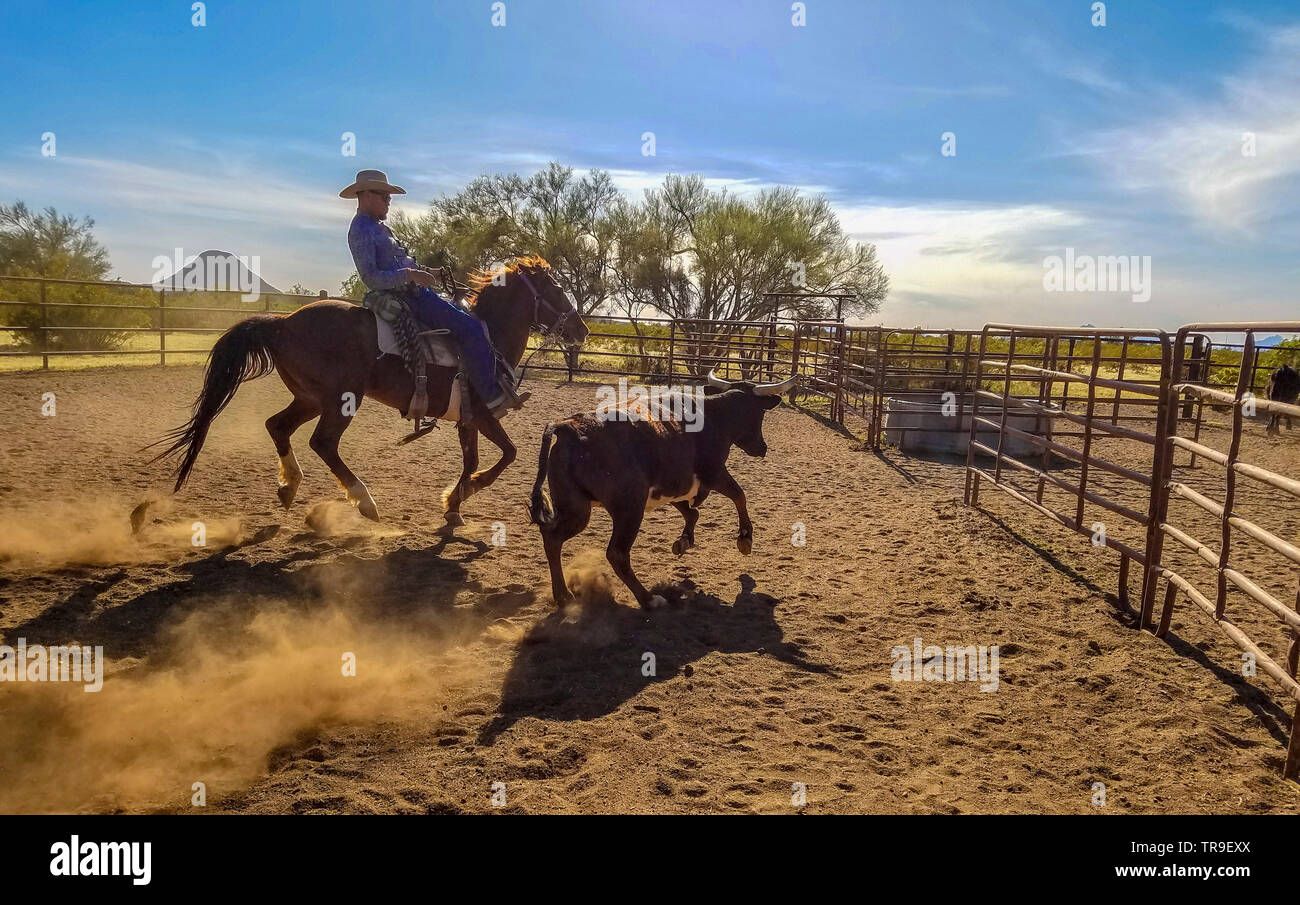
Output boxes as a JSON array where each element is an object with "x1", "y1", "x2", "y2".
[
  {"x1": 437, "y1": 263, "x2": 583, "y2": 381},
  {"x1": 438, "y1": 264, "x2": 577, "y2": 340},
  {"x1": 512, "y1": 266, "x2": 583, "y2": 380},
  {"x1": 514, "y1": 266, "x2": 578, "y2": 340}
]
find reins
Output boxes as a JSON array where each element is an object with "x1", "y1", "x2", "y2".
[{"x1": 440, "y1": 264, "x2": 577, "y2": 383}]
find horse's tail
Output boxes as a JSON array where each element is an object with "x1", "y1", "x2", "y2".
[
  {"x1": 527, "y1": 422, "x2": 564, "y2": 526},
  {"x1": 148, "y1": 315, "x2": 281, "y2": 491}
]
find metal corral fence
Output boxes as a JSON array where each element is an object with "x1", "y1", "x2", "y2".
[
  {"x1": 964, "y1": 325, "x2": 1174, "y2": 619},
  {"x1": 0, "y1": 276, "x2": 831, "y2": 391},
  {"x1": 964, "y1": 322, "x2": 1300, "y2": 779},
  {"x1": 1153, "y1": 324, "x2": 1300, "y2": 779}
]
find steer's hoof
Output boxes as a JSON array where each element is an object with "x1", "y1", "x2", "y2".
[
  {"x1": 672, "y1": 536, "x2": 693, "y2": 556},
  {"x1": 277, "y1": 484, "x2": 297, "y2": 509},
  {"x1": 737, "y1": 535, "x2": 753, "y2": 555}
]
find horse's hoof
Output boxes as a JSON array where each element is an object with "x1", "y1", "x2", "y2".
[
  {"x1": 642, "y1": 594, "x2": 668, "y2": 610},
  {"x1": 358, "y1": 500, "x2": 380, "y2": 521},
  {"x1": 737, "y1": 535, "x2": 753, "y2": 555},
  {"x1": 672, "y1": 536, "x2": 692, "y2": 556},
  {"x1": 444, "y1": 512, "x2": 466, "y2": 528},
  {"x1": 277, "y1": 484, "x2": 297, "y2": 508}
]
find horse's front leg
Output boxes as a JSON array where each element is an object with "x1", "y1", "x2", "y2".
[
  {"x1": 442, "y1": 423, "x2": 479, "y2": 527},
  {"x1": 466, "y1": 414, "x2": 517, "y2": 496}
]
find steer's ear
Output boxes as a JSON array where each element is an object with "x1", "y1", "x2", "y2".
[{"x1": 761, "y1": 395, "x2": 782, "y2": 410}]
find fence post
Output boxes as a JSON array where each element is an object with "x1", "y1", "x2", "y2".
[
  {"x1": 39, "y1": 279, "x2": 49, "y2": 369},
  {"x1": 158, "y1": 289, "x2": 167, "y2": 366},
  {"x1": 766, "y1": 317, "x2": 777, "y2": 383},
  {"x1": 1181, "y1": 335, "x2": 1203, "y2": 419},
  {"x1": 789, "y1": 322, "x2": 801, "y2": 405},
  {"x1": 873, "y1": 328, "x2": 887, "y2": 449},
  {"x1": 833, "y1": 321, "x2": 846, "y2": 423},
  {"x1": 667, "y1": 319, "x2": 676, "y2": 380}
]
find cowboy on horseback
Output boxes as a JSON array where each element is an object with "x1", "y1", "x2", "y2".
[
  {"x1": 341, "y1": 169, "x2": 517, "y2": 417},
  {"x1": 150, "y1": 176, "x2": 587, "y2": 529}
]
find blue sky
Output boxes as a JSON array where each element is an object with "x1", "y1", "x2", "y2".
[{"x1": 2, "y1": 0, "x2": 1298, "y2": 328}]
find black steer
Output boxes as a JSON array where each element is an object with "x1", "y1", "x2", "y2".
[
  {"x1": 1266, "y1": 363, "x2": 1300, "y2": 436},
  {"x1": 527, "y1": 371, "x2": 796, "y2": 608}
]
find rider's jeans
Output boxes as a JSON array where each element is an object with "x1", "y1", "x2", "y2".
[{"x1": 404, "y1": 287, "x2": 501, "y2": 401}]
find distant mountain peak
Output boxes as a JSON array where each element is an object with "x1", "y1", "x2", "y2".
[{"x1": 153, "y1": 249, "x2": 281, "y2": 295}]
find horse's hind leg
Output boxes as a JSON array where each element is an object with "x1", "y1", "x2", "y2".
[
  {"x1": 309, "y1": 404, "x2": 379, "y2": 520},
  {"x1": 266, "y1": 396, "x2": 319, "y2": 508}
]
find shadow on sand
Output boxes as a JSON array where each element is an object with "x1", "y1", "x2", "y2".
[
  {"x1": 477, "y1": 573, "x2": 833, "y2": 744},
  {"x1": 4, "y1": 531, "x2": 526, "y2": 660}
]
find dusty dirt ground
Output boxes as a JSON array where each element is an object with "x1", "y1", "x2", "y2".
[{"x1": 1, "y1": 364, "x2": 1298, "y2": 814}]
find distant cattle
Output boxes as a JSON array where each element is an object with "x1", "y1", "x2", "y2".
[
  {"x1": 1265, "y1": 363, "x2": 1300, "y2": 435},
  {"x1": 527, "y1": 371, "x2": 796, "y2": 608}
]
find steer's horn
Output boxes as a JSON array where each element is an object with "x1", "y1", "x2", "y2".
[
  {"x1": 705, "y1": 369, "x2": 732, "y2": 391},
  {"x1": 753, "y1": 375, "x2": 798, "y2": 397}
]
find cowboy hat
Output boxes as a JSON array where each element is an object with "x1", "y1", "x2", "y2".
[{"x1": 339, "y1": 169, "x2": 406, "y2": 199}]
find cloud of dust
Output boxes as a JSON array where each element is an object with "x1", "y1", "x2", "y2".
[
  {"x1": 304, "y1": 500, "x2": 406, "y2": 538},
  {"x1": 0, "y1": 496, "x2": 241, "y2": 569},
  {"x1": 564, "y1": 548, "x2": 617, "y2": 609},
  {"x1": 0, "y1": 591, "x2": 464, "y2": 814}
]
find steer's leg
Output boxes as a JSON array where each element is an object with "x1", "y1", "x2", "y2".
[
  {"x1": 542, "y1": 503, "x2": 589, "y2": 609},
  {"x1": 712, "y1": 469, "x2": 754, "y2": 554},
  {"x1": 607, "y1": 498, "x2": 662, "y2": 608},
  {"x1": 671, "y1": 501, "x2": 699, "y2": 555},
  {"x1": 537, "y1": 446, "x2": 591, "y2": 609}
]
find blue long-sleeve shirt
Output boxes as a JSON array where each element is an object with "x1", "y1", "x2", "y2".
[{"x1": 348, "y1": 212, "x2": 417, "y2": 291}]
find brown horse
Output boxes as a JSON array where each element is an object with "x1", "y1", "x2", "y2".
[{"x1": 151, "y1": 256, "x2": 588, "y2": 527}]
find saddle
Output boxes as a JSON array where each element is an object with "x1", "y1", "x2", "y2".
[{"x1": 362, "y1": 290, "x2": 467, "y2": 424}]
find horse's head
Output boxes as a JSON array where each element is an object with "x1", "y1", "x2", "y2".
[{"x1": 510, "y1": 257, "x2": 589, "y2": 346}]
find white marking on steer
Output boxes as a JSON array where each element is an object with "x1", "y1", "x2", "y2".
[{"x1": 645, "y1": 477, "x2": 701, "y2": 512}]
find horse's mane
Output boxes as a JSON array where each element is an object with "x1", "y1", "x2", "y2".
[{"x1": 465, "y1": 255, "x2": 551, "y2": 307}]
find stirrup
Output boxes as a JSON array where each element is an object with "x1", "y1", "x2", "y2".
[{"x1": 408, "y1": 374, "x2": 429, "y2": 422}]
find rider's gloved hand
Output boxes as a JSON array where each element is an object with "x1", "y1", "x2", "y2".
[{"x1": 407, "y1": 268, "x2": 436, "y2": 288}]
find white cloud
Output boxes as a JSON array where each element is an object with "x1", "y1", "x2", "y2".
[
  {"x1": 0, "y1": 154, "x2": 390, "y2": 289},
  {"x1": 1022, "y1": 35, "x2": 1130, "y2": 96},
  {"x1": 839, "y1": 201, "x2": 1086, "y2": 326},
  {"x1": 1070, "y1": 25, "x2": 1300, "y2": 237}
]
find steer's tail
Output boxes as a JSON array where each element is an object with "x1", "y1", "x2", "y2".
[
  {"x1": 148, "y1": 315, "x2": 281, "y2": 491},
  {"x1": 528, "y1": 422, "x2": 564, "y2": 525}
]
